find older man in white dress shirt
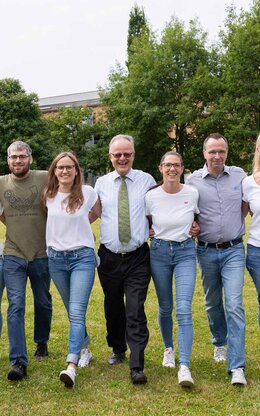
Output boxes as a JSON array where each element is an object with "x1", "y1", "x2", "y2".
[{"x1": 94, "y1": 134, "x2": 156, "y2": 384}]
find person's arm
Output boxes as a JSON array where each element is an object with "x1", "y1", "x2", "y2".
[
  {"x1": 242, "y1": 201, "x2": 249, "y2": 217},
  {"x1": 89, "y1": 197, "x2": 101, "y2": 224},
  {"x1": 0, "y1": 212, "x2": 5, "y2": 225},
  {"x1": 189, "y1": 219, "x2": 200, "y2": 238},
  {"x1": 146, "y1": 215, "x2": 155, "y2": 240}
]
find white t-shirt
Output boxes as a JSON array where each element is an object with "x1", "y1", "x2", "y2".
[
  {"x1": 145, "y1": 184, "x2": 199, "y2": 242},
  {"x1": 242, "y1": 174, "x2": 260, "y2": 247},
  {"x1": 46, "y1": 185, "x2": 97, "y2": 251}
]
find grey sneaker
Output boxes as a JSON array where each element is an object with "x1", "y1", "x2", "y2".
[
  {"x1": 59, "y1": 367, "x2": 76, "y2": 388},
  {"x1": 231, "y1": 368, "x2": 247, "y2": 385},
  {"x1": 162, "y1": 348, "x2": 175, "y2": 368},
  {"x1": 178, "y1": 365, "x2": 194, "y2": 387},
  {"x1": 78, "y1": 349, "x2": 92, "y2": 368},
  {"x1": 214, "y1": 346, "x2": 227, "y2": 362},
  {"x1": 108, "y1": 352, "x2": 125, "y2": 365}
]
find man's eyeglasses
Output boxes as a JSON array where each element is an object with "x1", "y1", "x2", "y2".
[
  {"x1": 161, "y1": 162, "x2": 182, "y2": 169},
  {"x1": 110, "y1": 152, "x2": 133, "y2": 159},
  {"x1": 207, "y1": 150, "x2": 226, "y2": 155},
  {"x1": 8, "y1": 155, "x2": 30, "y2": 161},
  {"x1": 55, "y1": 165, "x2": 75, "y2": 172}
]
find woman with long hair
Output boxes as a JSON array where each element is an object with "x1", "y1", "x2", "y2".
[
  {"x1": 242, "y1": 134, "x2": 260, "y2": 327},
  {"x1": 145, "y1": 151, "x2": 199, "y2": 386},
  {"x1": 43, "y1": 151, "x2": 100, "y2": 388}
]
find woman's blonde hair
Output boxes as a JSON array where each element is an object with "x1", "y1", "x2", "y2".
[
  {"x1": 43, "y1": 151, "x2": 84, "y2": 213},
  {"x1": 253, "y1": 134, "x2": 260, "y2": 173}
]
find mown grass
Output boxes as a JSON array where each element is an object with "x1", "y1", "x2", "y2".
[{"x1": 0, "y1": 220, "x2": 259, "y2": 416}]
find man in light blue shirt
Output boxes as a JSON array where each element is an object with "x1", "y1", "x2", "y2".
[{"x1": 186, "y1": 133, "x2": 247, "y2": 385}]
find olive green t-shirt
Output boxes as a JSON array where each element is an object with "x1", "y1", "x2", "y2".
[{"x1": 0, "y1": 170, "x2": 48, "y2": 260}]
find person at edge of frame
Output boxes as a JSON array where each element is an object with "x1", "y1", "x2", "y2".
[{"x1": 0, "y1": 140, "x2": 52, "y2": 381}]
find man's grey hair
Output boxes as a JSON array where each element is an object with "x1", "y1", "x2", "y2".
[
  {"x1": 109, "y1": 134, "x2": 135, "y2": 152},
  {"x1": 203, "y1": 133, "x2": 228, "y2": 150},
  {"x1": 7, "y1": 141, "x2": 32, "y2": 156}
]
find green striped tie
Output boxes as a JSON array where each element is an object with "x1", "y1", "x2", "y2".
[{"x1": 118, "y1": 176, "x2": 131, "y2": 244}]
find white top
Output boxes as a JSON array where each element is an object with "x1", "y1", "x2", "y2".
[
  {"x1": 145, "y1": 184, "x2": 199, "y2": 242},
  {"x1": 46, "y1": 185, "x2": 97, "y2": 251},
  {"x1": 95, "y1": 168, "x2": 156, "y2": 253},
  {"x1": 242, "y1": 174, "x2": 260, "y2": 246}
]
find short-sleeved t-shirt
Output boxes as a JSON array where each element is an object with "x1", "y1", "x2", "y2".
[{"x1": 0, "y1": 171, "x2": 48, "y2": 260}]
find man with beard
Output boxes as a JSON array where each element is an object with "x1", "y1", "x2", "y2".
[{"x1": 0, "y1": 141, "x2": 52, "y2": 381}]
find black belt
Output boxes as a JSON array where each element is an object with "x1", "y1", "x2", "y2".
[
  {"x1": 197, "y1": 238, "x2": 243, "y2": 249},
  {"x1": 101, "y1": 243, "x2": 147, "y2": 258}
]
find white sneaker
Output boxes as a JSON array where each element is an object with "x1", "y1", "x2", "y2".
[
  {"x1": 78, "y1": 348, "x2": 92, "y2": 368},
  {"x1": 178, "y1": 365, "x2": 194, "y2": 387},
  {"x1": 214, "y1": 346, "x2": 227, "y2": 362},
  {"x1": 59, "y1": 367, "x2": 76, "y2": 388},
  {"x1": 231, "y1": 368, "x2": 247, "y2": 385},
  {"x1": 162, "y1": 348, "x2": 175, "y2": 368}
]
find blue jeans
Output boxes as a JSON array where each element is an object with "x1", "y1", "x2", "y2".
[
  {"x1": 48, "y1": 247, "x2": 95, "y2": 365},
  {"x1": 246, "y1": 244, "x2": 260, "y2": 327},
  {"x1": 0, "y1": 257, "x2": 4, "y2": 337},
  {"x1": 150, "y1": 238, "x2": 196, "y2": 367},
  {"x1": 197, "y1": 243, "x2": 246, "y2": 371},
  {"x1": 4, "y1": 256, "x2": 52, "y2": 366}
]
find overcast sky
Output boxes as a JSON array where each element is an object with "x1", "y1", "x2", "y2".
[{"x1": 0, "y1": 0, "x2": 252, "y2": 98}]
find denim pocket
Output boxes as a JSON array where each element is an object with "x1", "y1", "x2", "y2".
[{"x1": 150, "y1": 239, "x2": 160, "y2": 251}]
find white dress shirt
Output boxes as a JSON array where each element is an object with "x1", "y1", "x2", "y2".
[{"x1": 95, "y1": 168, "x2": 156, "y2": 253}]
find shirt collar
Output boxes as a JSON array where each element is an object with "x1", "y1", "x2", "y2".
[
  {"x1": 202, "y1": 163, "x2": 230, "y2": 178},
  {"x1": 113, "y1": 168, "x2": 134, "y2": 182}
]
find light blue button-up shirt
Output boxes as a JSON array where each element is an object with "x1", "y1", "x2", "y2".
[
  {"x1": 186, "y1": 164, "x2": 246, "y2": 243},
  {"x1": 95, "y1": 168, "x2": 156, "y2": 253}
]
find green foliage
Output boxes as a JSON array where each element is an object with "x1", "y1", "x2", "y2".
[
  {"x1": 0, "y1": 78, "x2": 54, "y2": 173},
  {"x1": 102, "y1": 18, "x2": 215, "y2": 177},
  {"x1": 127, "y1": 3, "x2": 150, "y2": 67},
  {"x1": 216, "y1": 0, "x2": 260, "y2": 171},
  {"x1": 99, "y1": 2, "x2": 260, "y2": 176},
  {"x1": 84, "y1": 127, "x2": 111, "y2": 176},
  {"x1": 45, "y1": 106, "x2": 99, "y2": 170}
]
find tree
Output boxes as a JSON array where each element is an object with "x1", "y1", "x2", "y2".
[
  {"x1": 0, "y1": 78, "x2": 54, "y2": 173},
  {"x1": 102, "y1": 18, "x2": 214, "y2": 177},
  {"x1": 216, "y1": 0, "x2": 260, "y2": 170},
  {"x1": 127, "y1": 4, "x2": 149, "y2": 66},
  {"x1": 46, "y1": 106, "x2": 100, "y2": 172},
  {"x1": 100, "y1": 1, "x2": 259, "y2": 175}
]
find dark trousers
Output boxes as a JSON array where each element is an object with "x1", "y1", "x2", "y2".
[{"x1": 98, "y1": 243, "x2": 151, "y2": 370}]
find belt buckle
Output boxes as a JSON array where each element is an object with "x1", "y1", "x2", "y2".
[
  {"x1": 216, "y1": 242, "x2": 221, "y2": 249},
  {"x1": 121, "y1": 252, "x2": 127, "y2": 257}
]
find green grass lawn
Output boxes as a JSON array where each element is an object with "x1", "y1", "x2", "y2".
[{"x1": 0, "y1": 220, "x2": 259, "y2": 416}]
